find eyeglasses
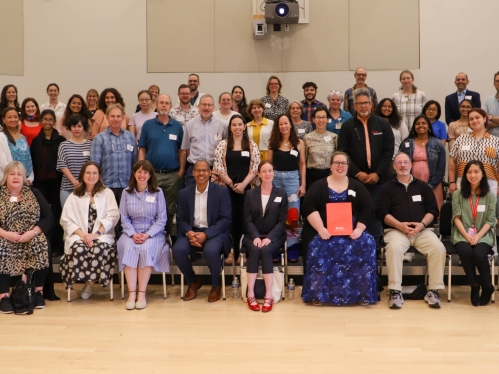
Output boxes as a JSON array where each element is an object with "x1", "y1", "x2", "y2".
[
  {"x1": 355, "y1": 74, "x2": 367, "y2": 77},
  {"x1": 179, "y1": 93, "x2": 190, "y2": 96},
  {"x1": 395, "y1": 161, "x2": 410, "y2": 166},
  {"x1": 199, "y1": 104, "x2": 214, "y2": 107},
  {"x1": 332, "y1": 161, "x2": 348, "y2": 167},
  {"x1": 355, "y1": 102, "x2": 370, "y2": 107},
  {"x1": 188, "y1": 80, "x2": 199, "y2": 83},
  {"x1": 139, "y1": 99, "x2": 151, "y2": 103},
  {"x1": 426, "y1": 108, "x2": 438, "y2": 112}
]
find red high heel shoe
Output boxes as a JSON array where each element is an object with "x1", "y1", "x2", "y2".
[
  {"x1": 247, "y1": 296, "x2": 260, "y2": 312},
  {"x1": 262, "y1": 297, "x2": 274, "y2": 313}
]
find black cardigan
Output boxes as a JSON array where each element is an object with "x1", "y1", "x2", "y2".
[
  {"x1": 301, "y1": 177, "x2": 374, "y2": 252},
  {"x1": 31, "y1": 187, "x2": 54, "y2": 234}
]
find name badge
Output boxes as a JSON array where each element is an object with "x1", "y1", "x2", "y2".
[
  {"x1": 405, "y1": 142, "x2": 410, "y2": 148},
  {"x1": 462, "y1": 145, "x2": 470, "y2": 151},
  {"x1": 127, "y1": 144, "x2": 134, "y2": 152},
  {"x1": 412, "y1": 195, "x2": 422, "y2": 202},
  {"x1": 467, "y1": 128, "x2": 473, "y2": 133},
  {"x1": 328, "y1": 119, "x2": 332, "y2": 123},
  {"x1": 477, "y1": 205, "x2": 486, "y2": 212},
  {"x1": 9, "y1": 196, "x2": 17, "y2": 202},
  {"x1": 401, "y1": 97, "x2": 408, "y2": 103},
  {"x1": 335, "y1": 123, "x2": 342, "y2": 130},
  {"x1": 214, "y1": 134, "x2": 222, "y2": 141},
  {"x1": 169, "y1": 134, "x2": 177, "y2": 140},
  {"x1": 241, "y1": 151, "x2": 250, "y2": 157},
  {"x1": 265, "y1": 103, "x2": 271, "y2": 109},
  {"x1": 290, "y1": 150, "x2": 298, "y2": 157},
  {"x1": 372, "y1": 131, "x2": 383, "y2": 135},
  {"x1": 274, "y1": 196, "x2": 282, "y2": 203},
  {"x1": 83, "y1": 150, "x2": 90, "y2": 157},
  {"x1": 297, "y1": 128, "x2": 305, "y2": 134},
  {"x1": 146, "y1": 196, "x2": 156, "y2": 203},
  {"x1": 465, "y1": 95, "x2": 472, "y2": 100},
  {"x1": 348, "y1": 189, "x2": 356, "y2": 197},
  {"x1": 323, "y1": 136, "x2": 332, "y2": 142}
]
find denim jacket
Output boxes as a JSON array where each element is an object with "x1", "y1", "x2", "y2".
[{"x1": 398, "y1": 136, "x2": 445, "y2": 189}]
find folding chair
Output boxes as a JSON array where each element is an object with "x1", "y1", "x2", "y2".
[
  {"x1": 120, "y1": 270, "x2": 167, "y2": 300},
  {"x1": 67, "y1": 279, "x2": 114, "y2": 302}
]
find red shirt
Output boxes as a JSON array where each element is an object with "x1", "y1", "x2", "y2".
[{"x1": 20, "y1": 122, "x2": 42, "y2": 146}]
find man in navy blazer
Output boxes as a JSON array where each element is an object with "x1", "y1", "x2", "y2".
[
  {"x1": 173, "y1": 160, "x2": 232, "y2": 302},
  {"x1": 445, "y1": 72, "x2": 481, "y2": 125}
]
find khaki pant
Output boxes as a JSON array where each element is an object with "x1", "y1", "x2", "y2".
[{"x1": 384, "y1": 228, "x2": 446, "y2": 291}]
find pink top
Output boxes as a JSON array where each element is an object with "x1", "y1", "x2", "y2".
[
  {"x1": 129, "y1": 111, "x2": 157, "y2": 141},
  {"x1": 412, "y1": 143, "x2": 430, "y2": 183}
]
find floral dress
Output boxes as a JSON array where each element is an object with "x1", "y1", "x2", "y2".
[
  {"x1": 60, "y1": 203, "x2": 116, "y2": 288},
  {"x1": 302, "y1": 189, "x2": 378, "y2": 305}
]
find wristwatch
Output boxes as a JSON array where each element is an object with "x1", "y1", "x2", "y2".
[{"x1": 488, "y1": 114, "x2": 493, "y2": 121}]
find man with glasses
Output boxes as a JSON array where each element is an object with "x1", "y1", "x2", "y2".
[
  {"x1": 170, "y1": 84, "x2": 199, "y2": 129},
  {"x1": 181, "y1": 94, "x2": 227, "y2": 187},
  {"x1": 301, "y1": 82, "x2": 325, "y2": 123},
  {"x1": 445, "y1": 72, "x2": 481, "y2": 125},
  {"x1": 343, "y1": 67, "x2": 378, "y2": 116},
  {"x1": 139, "y1": 94, "x2": 184, "y2": 235},
  {"x1": 483, "y1": 71, "x2": 499, "y2": 137},
  {"x1": 375, "y1": 152, "x2": 445, "y2": 309},
  {"x1": 91, "y1": 103, "x2": 138, "y2": 236},
  {"x1": 176, "y1": 74, "x2": 205, "y2": 107},
  {"x1": 173, "y1": 160, "x2": 231, "y2": 302},
  {"x1": 337, "y1": 87, "x2": 394, "y2": 246}
]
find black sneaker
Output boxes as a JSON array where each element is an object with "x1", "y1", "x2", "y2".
[
  {"x1": 34, "y1": 291, "x2": 45, "y2": 309},
  {"x1": 0, "y1": 296, "x2": 14, "y2": 314}
]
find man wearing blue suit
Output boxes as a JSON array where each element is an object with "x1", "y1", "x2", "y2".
[
  {"x1": 444, "y1": 72, "x2": 481, "y2": 125},
  {"x1": 173, "y1": 160, "x2": 232, "y2": 302}
]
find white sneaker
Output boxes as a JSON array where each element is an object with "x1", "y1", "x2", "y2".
[
  {"x1": 424, "y1": 290, "x2": 441, "y2": 308},
  {"x1": 81, "y1": 282, "x2": 94, "y2": 299},
  {"x1": 403, "y1": 252, "x2": 415, "y2": 262}
]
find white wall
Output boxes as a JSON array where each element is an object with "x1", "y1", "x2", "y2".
[{"x1": 0, "y1": 0, "x2": 498, "y2": 117}]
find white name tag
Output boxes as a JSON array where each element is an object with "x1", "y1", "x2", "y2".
[
  {"x1": 169, "y1": 134, "x2": 177, "y2": 140},
  {"x1": 290, "y1": 149, "x2": 298, "y2": 157},
  {"x1": 9, "y1": 196, "x2": 17, "y2": 202},
  {"x1": 348, "y1": 189, "x2": 356, "y2": 197},
  {"x1": 477, "y1": 205, "x2": 486, "y2": 212},
  {"x1": 467, "y1": 127, "x2": 473, "y2": 133},
  {"x1": 401, "y1": 97, "x2": 408, "y2": 102},
  {"x1": 323, "y1": 136, "x2": 332, "y2": 142},
  {"x1": 127, "y1": 144, "x2": 134, "y2": 152},
  {"x1": 83, "y1": 150, "x2": 90, "y2": 157},
  {"x1": 335, "y1": 123, "x2": 342, "y2": 130},
  {"x1": 297, "y1": 129, "x2": 305, "y2": 134},
  {"x1": 274, "y1": 196, "x2": 282, "y2": 203},
  {"x1": 412, "y1": 195, "x2": 422, "y2": 202},
  {"x1": 462, "y1": 145, "x2": 471, "y2": 151},
  {"x1": 214, "y1": 134, "x2": 222, "y2": 141},
  {"x1": 241, "y1": 151, "x2": 250, "y2": 157},
  {"x1": 405, "y1": 142, "x2": 410, "y2": 148},
  {"x1": 465, "y1": 95, "x2": 472, "y2": 100},
  {"x1": 146, "y1": 196, "x2": 156, "y2": 203},
  {"x1": 265, "y1": 103, "x2": 271, "y2": 109}
]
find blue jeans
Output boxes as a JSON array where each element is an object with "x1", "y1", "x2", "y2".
[
  {"x1": 60, "y1": 189, "x2": 72, "y2": 208},
  {"x1": 273, "y1": 170, "x2": 300, "y2": 247}
]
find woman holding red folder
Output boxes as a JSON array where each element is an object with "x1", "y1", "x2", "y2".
[{"x1": 301, "y1": 151, "x2": 378, "y2": 306}]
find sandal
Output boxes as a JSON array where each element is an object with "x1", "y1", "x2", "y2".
[{"x1": 125, "y1": 290, "x2": 136, "y2": 310}]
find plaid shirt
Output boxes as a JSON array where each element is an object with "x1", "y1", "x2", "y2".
[
  {"x1": 343, "y1": 85, "x2": 378, "y2": 116},
  {"x1": 301, "y1": 99, "x2": 325, "y2": 123}
]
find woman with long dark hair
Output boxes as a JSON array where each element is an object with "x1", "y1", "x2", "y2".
[
  {"x1": 375, "y1": 98, "x2": 409, "y2": 165},
  {"x1": 0, "y1": 84, "x2": 21, "y2": 118},
  {"x1": 231, "y1": 85, "x2": 250, "y2": 122},
  {"x1": 19, "y1": 97, "x2": 42, "y2": 146},
  {"x1": 91, "y1": 88, "x2": 129, "y2": 139},
  {"x1": 452, "y1": 160, "x2": 496, "y2": 306},
  {"x1": 58, "y1": 94, "x2": 92, "y2": 140}
]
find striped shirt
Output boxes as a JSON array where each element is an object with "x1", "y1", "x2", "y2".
[{"x1": 56, "y1": 140, "x2": 92, "y2": 190}]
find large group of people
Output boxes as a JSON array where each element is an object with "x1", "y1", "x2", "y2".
[{"x1": 1, "y1": 67, "x2": 499, "y2": 315}]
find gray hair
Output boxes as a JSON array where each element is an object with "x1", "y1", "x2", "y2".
[
  {"x1": 1, "y1": 161, "x2": 27, "y2": 186},
  {"x1": 327, "y1": 90, "x2": 344, "y2": 102},
  {"x1": 156, "y1": 93, "x2": 172, "y2": 104},
  {"x1": 106, "y1": 103, "x2": 125, "y2": 116},
  {"x1": 199, "y1": 94, "x2": 214, "y2": 104},
  {"x1": 286, "y1": 100, "x2": 304, "y2": 116},
  {"x1": 352, "y1": 87, "x2": 371, "y2": 103}
]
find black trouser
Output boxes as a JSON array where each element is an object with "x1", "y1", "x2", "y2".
[
  {"x1": 0, "y1": 267, "x2": 49, "y2": 294},
  {"x1": 245, "y1": 240, "x2": 281, "y2": 274},
  {"x1": 228, "y1": 186, "x2": 247, "y2": 260},
  {"x1": 305, "y1": 168, "x2": 330, "y2": 190},
  {"x1": 455, "y1": 241, "x2": 493, "y2": 288},
  {"x1": 34, "y1": 178, "x2": 64, "y2": 253},
  {"x1": 110, "y1": 188, "x2": 124, "y2": 240}
]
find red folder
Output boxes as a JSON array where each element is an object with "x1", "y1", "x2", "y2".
[{"x1": 326, "y1": 202, "x2": 353, "y2": 236}]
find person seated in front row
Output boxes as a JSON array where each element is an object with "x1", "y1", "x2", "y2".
[
  {"x1": 0, "y1": 161, "x2": 53, "y2": 314},
  {"x1": 243, "y1": 161, "x2": 288, "y2": 313},
  {"x1": 117, "y1": 160, "x2": 170, "y2": 310},
  {"x1": 59, "y1": 161, "x2": 120, "y2": 299},
  {"x1": 301, "y1": 151, "x2": 378, "y2": 306},
  {"x1": 172, "y1": 160, "x2": 232, "y2": 303},
  {"x1": 375, "y1": 152, "x2": 446, "y2": 309},
  {"x1": 452, "y1": 160, "x2": 497, "y2": 306}
]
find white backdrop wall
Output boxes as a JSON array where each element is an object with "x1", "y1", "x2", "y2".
[{"x1": 0, "y1": 0, "x2": 498, "y2": 120}]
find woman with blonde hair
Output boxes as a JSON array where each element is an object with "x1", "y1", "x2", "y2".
[{"x1": 391, "y1": 70, "x2": 427, "y2": 129}]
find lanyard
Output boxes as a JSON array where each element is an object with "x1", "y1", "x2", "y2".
[{"x1": 469, "y1": 195, "x2": 480, "y2": 227}]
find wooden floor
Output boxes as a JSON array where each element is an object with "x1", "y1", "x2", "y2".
[{"x1": 2, "y1": 283, "x2": 499, "y2": 373}]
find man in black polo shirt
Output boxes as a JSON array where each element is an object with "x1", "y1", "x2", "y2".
[{"x1": 376, "y1": 153, "x2": 446, "y2": 310}]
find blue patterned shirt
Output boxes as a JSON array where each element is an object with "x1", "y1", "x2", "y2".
[
  {"x1": 8, "y1": 135, "x2": 33, "y2": 177},
  {"x1": 91, "y1": 127, "x2": 137, "y2": 188}
]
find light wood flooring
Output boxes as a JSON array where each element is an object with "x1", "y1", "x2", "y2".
[{"x1": 2, "y1": 283, "x2": 499, "y2": 373}]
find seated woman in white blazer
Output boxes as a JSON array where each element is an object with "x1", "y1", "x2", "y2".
[{"x1": 59, "y1": 161, "x2": 120, "y2": 299}]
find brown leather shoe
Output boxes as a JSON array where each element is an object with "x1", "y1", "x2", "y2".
[
  {"x1": 183, "y1": 278, "x2": 202, "y2": 301},
  {"x1": 208, "y1": 285, "x2": 222, "y2": 303}
]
